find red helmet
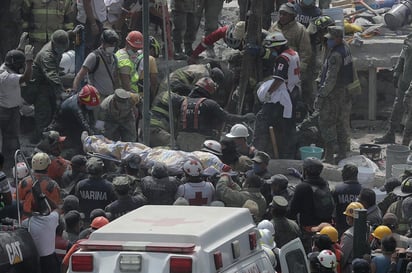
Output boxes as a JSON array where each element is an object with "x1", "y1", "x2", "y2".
[
  {"x1": 78, "y1": 84, "x2": 100, "y2": 107},
  {"x1": 126, "y1": 31, "x2": 143, "y2": 49},
  {"x1": 90, "y1": 216, "x2": 109, "y2": 229},
  {"x1": 195, "y1": 77, "x2": 217, "y2": 94}
]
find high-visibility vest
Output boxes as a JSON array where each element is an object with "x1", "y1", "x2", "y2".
[{"x1": 116, "y1": 48, "x2": 140, "y2": 93}]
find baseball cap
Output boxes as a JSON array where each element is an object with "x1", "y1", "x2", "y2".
[
  {"x1": 324, "y1": 26, "x2": 344, "y2": 39},
  {"x1": 352, "y1": 258, "x2": 370, "y2": 273},
  {"x1": 252, "y1": 151, "x2": 271, "y2": 164},
  {"x1": 267, "y1": 174, "x2": 289, "y2": 189}
]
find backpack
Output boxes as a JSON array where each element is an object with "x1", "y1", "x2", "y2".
[{"x1": 311, "y1": 184, "x2": 335, "y2": 220}]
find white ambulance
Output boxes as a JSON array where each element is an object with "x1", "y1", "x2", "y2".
[{"x1": 67, "y1": 206, "x2": 309, "y2": 273}]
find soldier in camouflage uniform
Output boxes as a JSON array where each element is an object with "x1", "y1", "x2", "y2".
[
  {"x1": 376, "y1": 34, "x2": 412, "y2": 144},
  {"x1": 316, "y1": 26, "x2": 355, "y2": 164},
  {"x1": 31, "y1": 30, "x2": 70, "y2": 143}
]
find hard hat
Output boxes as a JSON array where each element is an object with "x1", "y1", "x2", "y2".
[
  {"x1": 182, "y1": 159, "x2": 204, "y2": 177},
  {"x1": 210, "y1": 67, "x2": 225, "y2": 86},
  {"x1": 51, "y1": 29, "x2": 69, "y2": 49},
  {"x1": 5, "y1": 50, "x2": 25, "y2": 67},
  {"x1": 195, "y1": 77, "x2": 217, "y2": 94},
  {"x1": 78, "y1": 84, "x2": 100, "y2": 107},
  {"x1": 257, "y1": 220, "x2": 275, "y2": 236},
  {"x1": 149, "y1": 36, "x2": 161, "y2": 58},
  {"x1": 263, "y1": 32, "x2": 288, "y2": 48},
  {"x1": 317, "y1": 249, "x2": 337, "y2": 269},
  {"x1": 343, "y1": 201, "x2": 364, "y2": 217},
  {"x1": 314, "y1": 15, "x2": 335, "y2": 31},
  {"x1": 126, "y1": 31, "x2": 143, "y2": 49},
  {"x1": 86, "y1": 157, "x2": 105, "y2": 175},
  {"x1": 262, "y1": 245, "x2": 277, "y2": 267},
  {"x1": 371, "y1": 225, "x2": 392, "y2": 240},
  {"x1": 59, "y1": 50, "x2": 76, "y2": 74},
  {"x1": 258, "y1": 229, "x2": 276, "y2": 249},
  {"x1": 279, "y1": 2, "x2": 297, "y2": 15},
  {"x1": 13, "y1": 162, "x2": 30, "y2": 179},
  {"x1": 319, "y1": 226, "x2": 338, "y2": 243},
  {"x1": 201, "y1": 140, "x2": 223, "y2": 156},
  {"x1": 225, "y1": 23, "x2": 243, "y2": 49},
  {"x1": 90, "y1": 216, "x2": 109, "y2": 229},
  {"x1": 225, "y1": 124, "x2": 249, "y2": 138},
  {"x1": 101, "y1": 29, "x2": 119, "y2": 44},
  {"x1": 32, "y1": 152, "x2": 51, "y2": 171},
  {"x1": 302, "y1": 157, "x2": 323, "y2": 176}
]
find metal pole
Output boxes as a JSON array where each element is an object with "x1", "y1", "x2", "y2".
[
  {"x1": 161, "y1": 1, "x2": 176, "y2": 148},
  {"x1": 353, "y1": 208, "x2": 371, "y2": 258},
  {"x1": 142, "y1": 0, "x2": 151, "y2": 145}
]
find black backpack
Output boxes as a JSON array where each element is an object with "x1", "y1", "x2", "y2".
[{"x1": 311, "y1": 184, "x2": 335, "y2": 220}]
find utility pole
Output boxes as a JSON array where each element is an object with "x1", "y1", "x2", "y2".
[{"x1": 236, "y1": 0, "x2": 263, "y2": 114}]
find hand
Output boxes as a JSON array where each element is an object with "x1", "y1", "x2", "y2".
[
  {"x1": 17, "y1": 32, "x2": 29, "y2": 51},
  {"x1": 73, "y1": 24, "x2": 84, "y2": 33},
  {"x1": 24, "y1": 45, "x2": 34, "y2": 62},
  {"x1": 243, "y1": 112, "x2": 256, "y2": 122}
]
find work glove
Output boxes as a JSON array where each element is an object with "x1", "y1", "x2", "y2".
[
  {"x1": 17, "y1": 32, "x2": 29, "y2": 51},
  {"x1": 24, "y1": 45, "x2": 34, "y2": 62},
  {"x1": 73, "y1": 24, "x2": 84, "y2": 33},
  {"x1": 243, "y1": 112, "x2": 256, "y2": 122},
  {"x1": 393, "y1": 72, "x2": 400, "y2": 88}
]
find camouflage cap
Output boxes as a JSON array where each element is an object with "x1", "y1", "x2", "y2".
[
  {"x1": 252, "y1": 151, "x2": 271, "y2": 164},
  {"x1": 86, "y1": 157, "x2": 104, "y2": 174},
  {"x1": 267, "y1": 174, "x2": 289, "y2": 189},
  {"x1": 270, "y1": 195, "x2": 288, "y2": 208},
  {"x1": 325, "y1": 26, "x2": 344, "y2": 39},
  {"x1": 114, "y1": 88, "x2": 131, "y2": 100},
  {"x1": 112, "y1": 176, "x2": 130, "y2": 187}
]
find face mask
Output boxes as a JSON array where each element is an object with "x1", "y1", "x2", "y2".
[
  {"x1": 127, "y1": 49, "x2": 138, "y2": 59},
  {"x1": 271, "y1": 51, "x2": 278, "y2": 58},
  {"x1": 327, "y1": 39, "x2": 336, "y2": 48},
  {"x1": 253, "y1": 164, "x2": 263, "y2": 174},
  {"x1": 105, "y1": 47, "x2": 115, "y2": 54}
]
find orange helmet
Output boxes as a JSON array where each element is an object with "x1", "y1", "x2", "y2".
[
  {"x1": 126, "y1": 31, "x2": 143, "y2": 49},
  {"x1": 78, "y1": 84, "x2": 100, "y2": 107},
  {"x1": 195, "y1": 77, "x2": 217, "y2": 94},
  {"x1": 91, "y1": 216, "x2": 109, "y2": 229}
]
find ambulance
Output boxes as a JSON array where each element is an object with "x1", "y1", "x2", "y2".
[{"x1": 67, "y1": 206, "x2": 309, "y2": 273}]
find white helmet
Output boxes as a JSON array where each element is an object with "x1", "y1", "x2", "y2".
[
  {"x1": 182, "y1": 159, "x2": 204, "y2": 177},
  {"x1": 257, "y1": 220, "x2": 275, "y2": 236},
  {"x1": 226, "y1": 124, "x2": 249, "y2": 138},
  {"x1": 225, "y1": 23, "x2": 243, "y2": 49},
  {"x1": 32, "y1": 152, "x2": 51, "y2": 171},
  {"x1": 263, "y1": 32, "x2": 288, "y2": 48},
  {"x1": 317, "y1": 250, "x2": 337, "y2": 269},
  {"x1": 262, "y1": 245, "x2": 277, "y2": 267},
  {"x1": 59, "y1": 50, "x2": 75, "y2": 74},
  {"x1": 201, "y1": 140, "x2": 223, "y2": 156},
  {"x1": 13, "y1": 162, "x2": 30, "y2": 179},
  {"x1": 258, "y1": 229, "x2": 276, "y2": 249}
]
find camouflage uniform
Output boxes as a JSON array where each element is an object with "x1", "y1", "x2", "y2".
[
  {"x1": 317, "y1": 27, "x2": 354, "y2": 163},
  {"x1": 32, "y1": 41, "x2": 66, "y2": 142}
]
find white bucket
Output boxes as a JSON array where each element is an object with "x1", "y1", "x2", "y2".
[
  {"x1": 391, "y1": 164, "x2": 412, "y2": 179},
  {"x1": 357, "y1": 167, "x2": 376, "y2": 186}
]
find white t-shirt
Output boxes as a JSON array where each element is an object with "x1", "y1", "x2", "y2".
[
  {"x1": 0, "y1": 64, "x2": 23, "y2": 108},
  {"x1": 76, "y1": 0, "x2": 107, "y2": 23},
  {"x1": 22, "y1": 211, "x2": 59, "y2": 257}
]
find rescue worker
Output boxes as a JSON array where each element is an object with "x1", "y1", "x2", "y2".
[
  {"x1": 308, "y1": 249, "x2": 338, "y2": 273},
  {"x1": 115, "y1": 30, "x2": 143, "y2": 94},
  {"x1": 295, "y1": 0, "x2": 322, "y2": 28},
  {"x1": 233, "y1": 0, "x2": 275, "y2": 30},
  {"x1": 157, "y1": 63, "x2": 225, "y2": 96},
  {"x1": 289, "y1": 157, "x2": 334, "y2": 253},
  {"x1": 382, "y1": 213, "x2": 411, "y2": 248},
  {"x1": 375, "y1": 33, "x2": 412, "y2": 144},
  {"x1": 170, "y1": 0, "x2": 198, "y2": 59},
  {"x1": 100, "y1": 88, "x2": 140, "y2": 142},
  {"x1": 31, "y1": 29, "x2": 70, "y2": 143},
  {"x1": 269, "y1": 3, "x2": 312, "y2": 109},
  {"x1": 22, "y1": 0, "x2": 74, "y2": 53},
  {"x1": 370, "y1": 225, "x2": 393, "y2": 252},
  {"x1": 225, "y1": 123, "x2": 256, "y2": 158},
  {"x1": 121, "y1": 154, "x2": 144, "y2": 194},
  {"x1": 75, "y1": 157, "x2": 116, "y2": 226},
  {"x1": 269, "y1": 196, "x2": 301, "y2": 248},
  {"x1": 141, "y1": 162, "x2": 181, "y2": 205},
  {"x1": 216, "y1": 174, "x2": 267, "y2": 221},
  {"x1": 357, "y1": 188, "x2": 382, "y2": 229},
  {"x1": 18, "y1": 152, "x2": 61, "y2": 216},
  {"x1": 72, "y1": 29, "x2": 120, "y2": 102},
  {"x1": 48, "y1": 84, "x2": 100, "y2": 153},
  {"x1": 63, "y1": 210, "x2": 83, "y2": 244},
  {"x1": 340, "y1": 202, "x2": 365, "y2": 273},
  {"x1": 61, "y1": 155, "x2": 88, "y2": 196},
  {"x1": 332, "y1": 163, "x2": 363, "y2": 237},
  {"x1": 0, "y1": 153, "x2": 13, "y2": 219},
  {"x1": 176, "y1": 159, "x2": 215, "y2": 206},
  {"x1": 316, "y1": 26, "x2": 355, "y2": 164},
  {"x1": 0, "y1": 34, "x2": 34, "y2": 169},
  {"x1": 189, "y1": 21, "x2": 246, "y2": 62},
  {"x1": 201, "y1": 140, "x2": 223, "y2": 157},
  {"x1": 370, "y1": 235, "x2": 397, "y2": 273},
  {"x1": 254, "y1": 32, "x2": 301, "y2": 159},
  {"x1": 378, "y1": 178, "x2": 401, "y2": 215},
  {"x1": 220, "y1": 137, "x2": 254, "y2": 173},
  {"x1": 35, "y1": 130, "x2": 71, "y2": 186},
  {"x1": 176, "y1": 77, "x2": 255, "y2": 152},
  {"x1": 266, "y1": 174, "x2": 294, "y2": 205},
  {"x1": 386, "y1": 178, "x2": 412, "y2": 235},
  {"x1": 105, "y1": 176, "x2": 146, "y2": 220}
]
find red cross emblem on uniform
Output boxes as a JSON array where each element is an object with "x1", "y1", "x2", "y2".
[{"x1": 189, "y1": 192, "x2": 208, "y2": 206}]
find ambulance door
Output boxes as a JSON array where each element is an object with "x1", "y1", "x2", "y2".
[{"x1": 278, "y1": 238, "x2": 310, "y2": 273}]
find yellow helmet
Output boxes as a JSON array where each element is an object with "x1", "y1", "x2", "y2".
[
  {"x1": 343, "y1": 202, "x2": 364, "y2": 217},
  {"x1": 372, "y1": 225, "x2": 392, "y2": 240},
  {"x1": 319, "y1": 225, "x2": 339, "y2": 243}
]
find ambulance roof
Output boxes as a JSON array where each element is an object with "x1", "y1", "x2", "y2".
[{"x1": 89, "y1": 206, "x2": 255, "y2": 246}]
